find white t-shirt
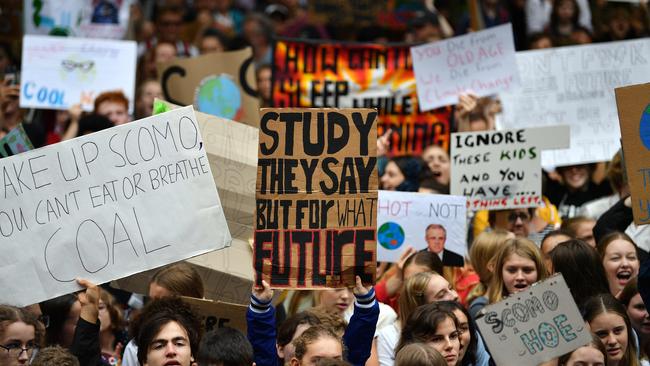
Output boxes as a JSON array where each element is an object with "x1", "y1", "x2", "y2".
[
  {"x1": 376, "y1": 322, "x2": 400, "y2": 366},
  {"x1": 121, "y1": 339, "x2": 139, "y2": 366}
]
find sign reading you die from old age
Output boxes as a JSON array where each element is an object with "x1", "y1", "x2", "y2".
[
  {"x1": 255, "y1": 108, "x2": 378, "y2": 288},
  {"x1": 476, "y1": 274, "x2": 591, "y2": 366}
]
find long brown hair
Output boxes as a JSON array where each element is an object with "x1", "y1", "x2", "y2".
[{"x1": 486, "y1": 238, "x2": 547, "y2": 304}]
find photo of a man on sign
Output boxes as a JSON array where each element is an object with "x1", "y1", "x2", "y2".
[{"x1": 425, "y1": 223, "x2": 464, "y2": 267}]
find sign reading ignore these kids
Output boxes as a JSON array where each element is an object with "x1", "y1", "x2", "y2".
[
  {"x1": 451, "y1": 126, "x2": 569, "y2": 211},
  {"x1": 0, "y1": 106, "x2": 231, "y2": 307},
  {"x1": 254, "y1": 108, "x2": 378, "y2": 288},
  {"x1": 476, "y1": 274, "x2": 591, "y2": 366}
]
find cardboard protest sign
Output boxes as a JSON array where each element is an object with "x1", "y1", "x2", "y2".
[
  {"x1": 0, "y1": 106, "x2": 231, "y2": 307},
  {"x1": 157, "y1": 48, "x2": 260, "y2": 128},
  {"x1": 20, "y1": 35, "x2": 137, "y2": 112},
  {"x1": 24, "y1": 0, "x2": 134, "y2": 39},
  {"x1": 476, "y1": 274, "x2": 591, "y2": 366},
  {"x1": 411, "y1": 23, "x2": 519, "y2": 111},
  {"x1": 615, "y1": 83, "x2": 650, "y2": 225},
  {"x1": 114, "y1": 100, "x2": 257, "y2": 304},
  {"x1": 377, "y1": 190, "x2": 466, "y2": 264},
  {"x1": 181, "y1": 296, "x2": 248, "y2": 333},
  {"x1": 273, "y1": 38, "x2": 452, "y2": 157},
  {"x1": 451, "y1": 126, "x2": 569, "y2": 211},
  {"x1": 0, "y1": 125, "x2": 35, "y2": 158},
  {"x1": 499, "y1": 39, "x2": 650, "y2": 167},
  {"x1": 255, "y1": 108, "x2": 378, "y2": 288}
]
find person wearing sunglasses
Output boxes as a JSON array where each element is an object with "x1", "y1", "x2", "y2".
[{"x1": 489, "y1": 207, "x2": 555, "y2": 245}]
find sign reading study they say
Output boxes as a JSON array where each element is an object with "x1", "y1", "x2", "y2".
[
  {"x1": 411, "y1": 23, "x2": 519, "y2": 111},
  {"x1": 0, "y1": 106, "x2": 231, "y2": 307},
  {"x1": 21, "y1": 35, "x2": 137, "y2": 112},
  {"x1": 255, "y1": 108, "x2": 378, "y2": 288},
  {"x1": 451, "y1": 126, "x2": 569, "y2": 210},
  {"x1": 476, "y1": 274, "x2": 591, "y2": 366}
]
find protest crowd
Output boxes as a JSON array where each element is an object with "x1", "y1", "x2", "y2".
[{"x1": 2, "y1": 1, "x2": 650, "y2": 366}]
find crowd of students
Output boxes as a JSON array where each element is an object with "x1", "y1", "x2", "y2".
[{"x1": 2, "y1": 0, "x2": 650, "y2": 366}]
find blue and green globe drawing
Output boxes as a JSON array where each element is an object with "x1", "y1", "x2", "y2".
[
  {"x1": 378, "y1": 222, "x2": 405, "y2": 250},
  {"x1": 640, "y1": 104, "x2": 650, "y2": 150},
  {"x1": 194, "y1": 74, "x2": 242, "y2": 120}
]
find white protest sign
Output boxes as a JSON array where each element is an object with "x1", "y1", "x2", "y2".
[
  {"x1": 451, "y1": 126, "x2": 569, "y2": 211},
  {"x1": 411, "y1": 23, "x2": 519, "y2": 111},
  {"x1": 499, "y1": 39, "x2": 650, "y2": 167},
  {"x1": 0, "y1": 106, "x2": 231, "y2": 307},
  {"x1": 476, "y1": 274, "x2": 591, "y2": 366},
  {"x1": 24, "y1": 0, "x2": 134, "y2": 39},
  {"x1": 377, "y1": 190, "x2": 466, "y2": 263},
  {"x1": 20, "y1": 35, "x2": 137, "y2": 112}
]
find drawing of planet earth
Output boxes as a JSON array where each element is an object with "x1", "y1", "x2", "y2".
[
  {"x1": 194, "y1": 74, "x2": 241, "y2": 120},
  {"x1": 378, "y1": 222, "x2": 405, "y2": 250},
  {"x1": 640, "y1": 104, "x2": 650, "y2": 150}
]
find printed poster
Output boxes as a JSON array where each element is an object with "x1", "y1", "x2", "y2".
[{"x1": 273, "y1": 38, "x2": 452, "y2": 156}]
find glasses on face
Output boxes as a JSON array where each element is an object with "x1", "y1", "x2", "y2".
[
  {"x1": 0, "y1": 343, "x2": 37, "y2": 358},
  {"x1": 507, "y1": 212, "x2": 530, "y2": 223}
]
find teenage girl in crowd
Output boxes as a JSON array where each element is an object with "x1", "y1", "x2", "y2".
[
  {"x1": 598, "y1": 232, "x2": 640, "y2": 297},
  {"x1": 619, "y1": 278, "x2": 650, "y2": 365},
  {"x1": 486, "y1": 238, "x2": 548, "y2": 304},
  {"x1": 0, "y1": 305, "x2": 44, "y2": 366},
  {"x1": 583, "y1": 293, "x2": 640, "y2": 366}
]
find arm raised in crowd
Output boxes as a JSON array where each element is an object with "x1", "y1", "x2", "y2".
[
  {"x1": 247, "y1": 280, "x2": 278, "y2": 366},
  {"x1": 343, "y1": 276, "x2": 379, "y2": 366},
  {"x1": 70, "y1": 279, "x2": 104, "y2": 366}
]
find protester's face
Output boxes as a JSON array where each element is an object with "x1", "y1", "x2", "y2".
[
  {"x1": 257, "y1": 67, "x2": 272, "y2": 101},
  {"x1": 403, "y1": 264, "x2": 431, "y2": 280},
  {"x1": 199, "y1": 36, "x2": 224, "y2": 54},
  {"x1": 452, "y1": 309, "x2": 471, "y2": 362},
  {"x1": 564, "y1": 345, "x2": 605, "y2": 366},
  {"x1": 575, "y1": 220, "x2": 596, "y2": 247},
  {"x1": 278, "y1": 323, "x2": 311, "y2": 361},
  {"x1": 318, "y1": 288, "x2": 352, "y2": 314},
  {"x1": 556, "y1": 0, "x2": 576, "y2": 22},
  {"x1": 414, "y1": 23, "x2": 442, "y2": 43},
  {"x1": 97, "y1": 101, "x2": 129, "y2": 126},
  {"x1": 98, "y1": 300, "x2": 112, "y2": 332},
  {"x1": 610, "y1": 16, "x2": 630, "y2": 40},
  {"x1": 493, "y1": 209, "x2": 530, "y2": 237},
  {"x1": 425, "y1": 227, "x2": 446, "y2": 254},
  {"x1": 560, "y1": 165, "x2": 590, "y2": 190},
  {"x1": 424, "y1": 275, "x2": 459, "y2": 303},
  {"x1": 145, "y1": 321, "x2": 192, "y2": 366},
  {"x1": 380, "y1": 161, "x2": 405, "y2": 191},
  {"x1": 149, "y1": 282, "x2": 173, "y2": 299},
  {"x1": 61, "y1": 300, "x2": 81, "y2": 348},
  {"x1": 426, "y1": 317, "x2": 460, "y2": 366},
  {"x1": 422, "y1": 146, "x2": 450, "y2": 186},
  {"x1": 0, "y1": 321, "x2": 36, "y2": 366},
  {"x1": 291, "y1": 337, "x2": 343, "y2": 366},
  {"x1": 590, "y1": 312, "x2": 628, "y2": 364},
  {"x1": 155, "y1": 43, "x2": 177, "y2": 64},
  {"x1": 541, "y1": 234, "x2": 572, "y2": 258},
  {"x1": 138, "y1": 81, "x2": 163, "y2": 118},
  {"x1": 157, "y1": 12, "x2": 183, "y2": 42},
  {"x1": 602, "y1": 239, "x2": 639, "y2": 296},
  {"x1": 627, "y1": 293, "x2": 650, "y2": 336},
  {"x1": 502, "y1": 253, "x2": 537, "y2": 296}
]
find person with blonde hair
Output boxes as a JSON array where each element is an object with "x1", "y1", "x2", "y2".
[
  {"x1": 466, "y1": 230, "x2": 513, "y2": 318},
  {"x1": 486, "y1": 238, "x2": 547, "y2": 304},
  {"x1": 395, "y1": 343, "x2": 446, "y2": 366},
  {"x1": 376, "y1": 272, "x2": 458, "y2": 366}
]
